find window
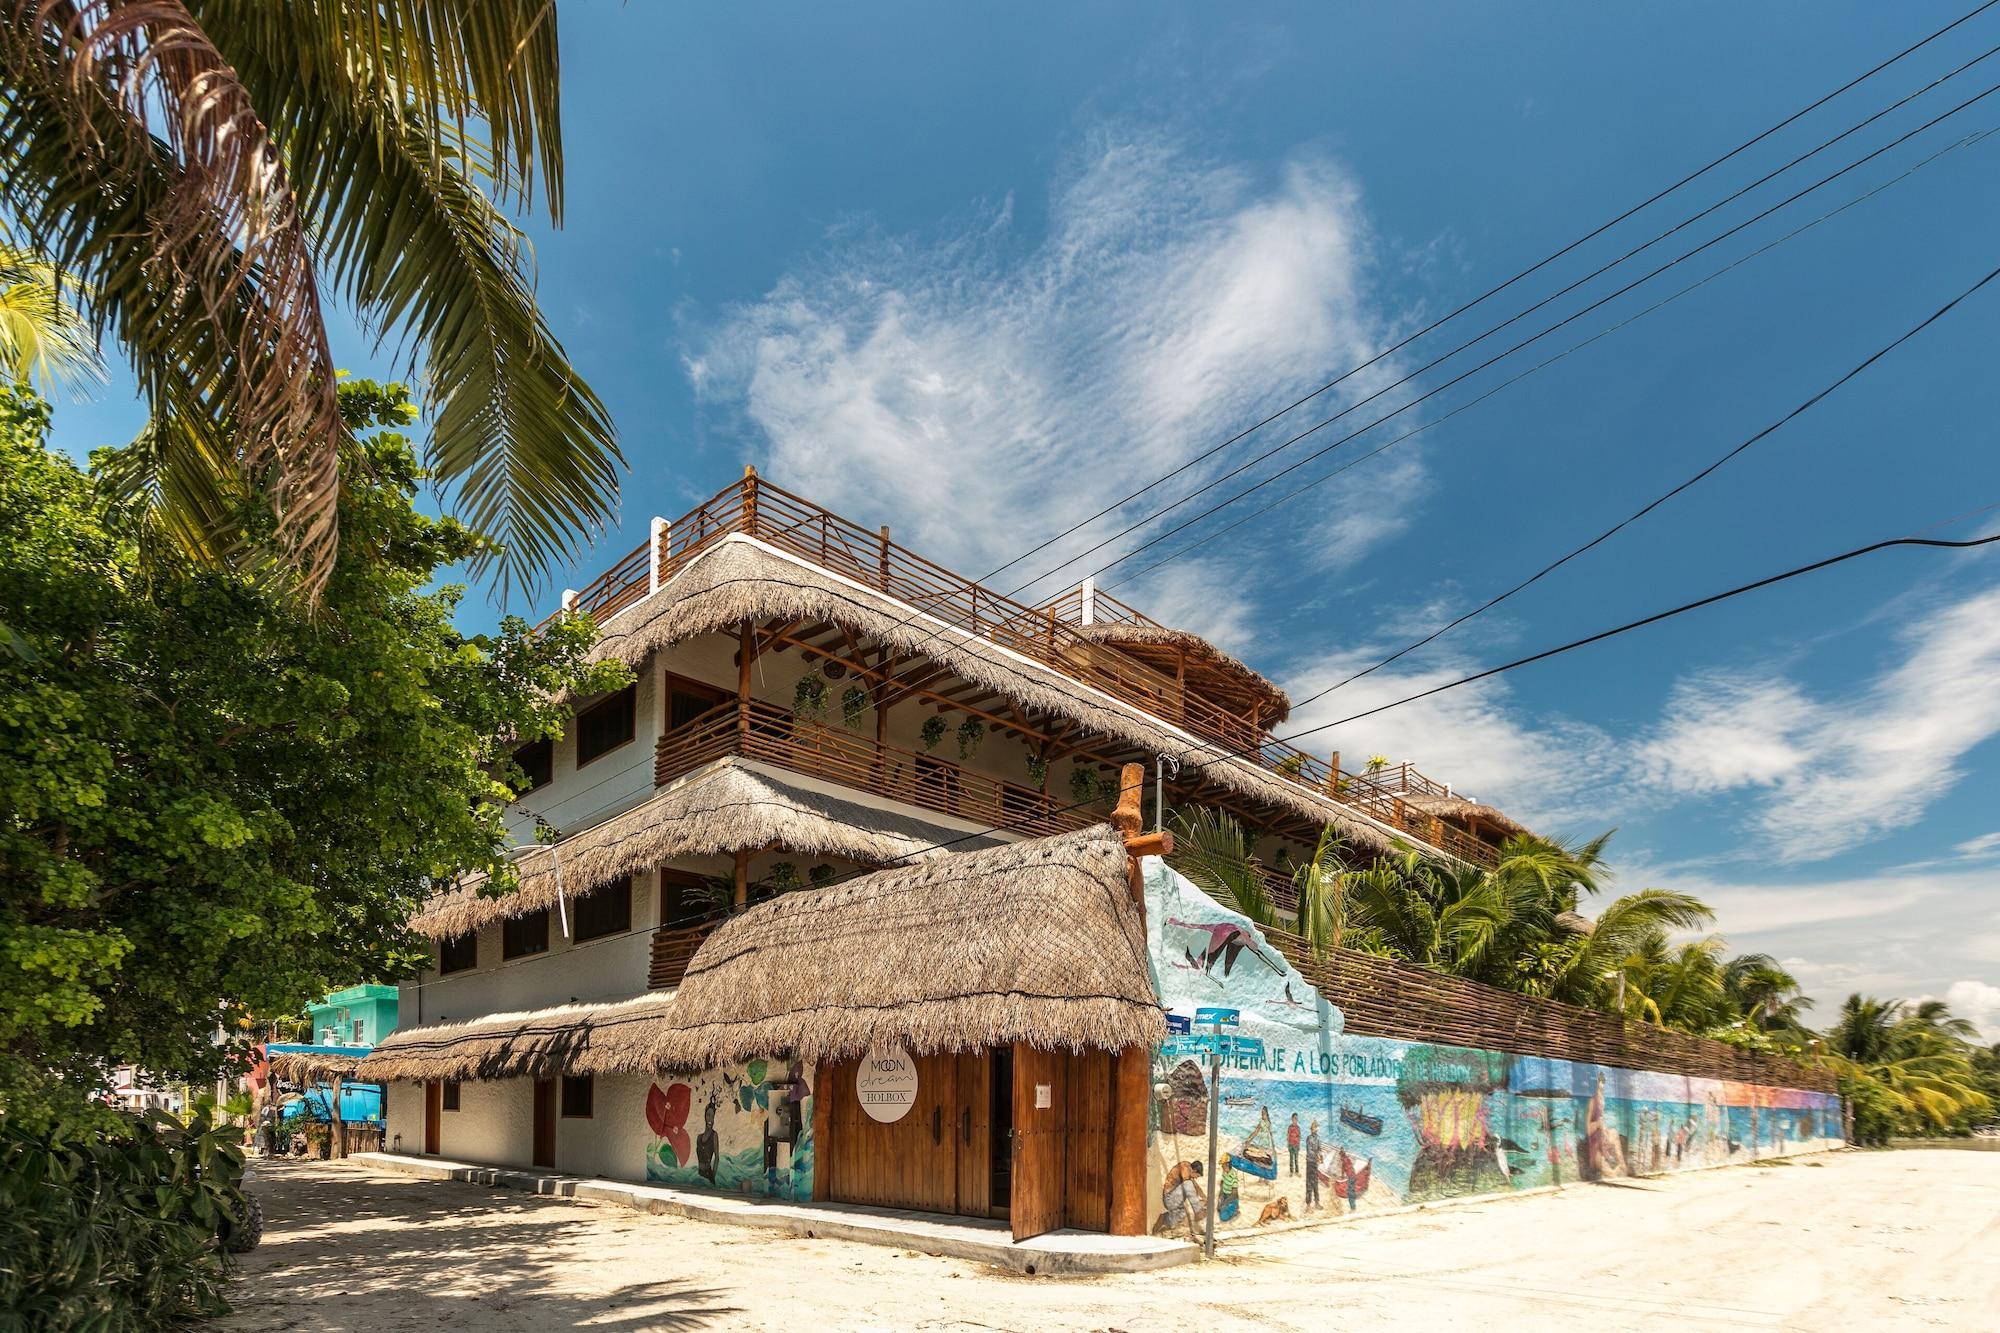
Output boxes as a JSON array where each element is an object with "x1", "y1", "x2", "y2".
[
  {"x1": 439, "y1": 932, "x2": 478, "y2": 974},
  {"x1": 352, "y1": 1019, "x2": 365, "y2": 1043},
  {"x1": 441, "y1": 1081, "x2": 461, "y2": 1112},
  {"x1": 572, "y1": 875, "x2": 631, "y2": 943},
  {"x1": 575, "y1": 685, "x2": 637, "y2": 766},
  {"x1": 511, "y1": 738, "x2": 553, "y2": 794},
  {"x1": 665, "y1": 674, "x2": 729, "y2": 732},
  {"x1": 659, "y1": 869, "x2": 717, "y2": 929},
  {"x1": 560, "y1": 1074, "x2": 594, "y2": 1119},
  {"x1": 502, "y1": 909, "x2": 550, "y2": 960}
]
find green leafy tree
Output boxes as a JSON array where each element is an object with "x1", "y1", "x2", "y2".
[
  {"x1": 1820, "y1": 995, "x2": 1993, "y2": 1142},
  {"x1": 0, "y1": 1, "x2": 619, "y2": 598},
  {"x1": 0, "y1": 382, "x2": 625, "y2": 1120}
]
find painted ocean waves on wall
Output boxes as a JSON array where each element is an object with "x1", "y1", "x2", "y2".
[
  {"x1": 1141, "y1": 862, "x2": 1842, "y2": 1235},
  {"x1": 643, "y1": 1057, "x2": 814, "y2": 1200}
]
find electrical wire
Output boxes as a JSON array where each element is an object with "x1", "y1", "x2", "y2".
[
  {"x1": 973, "y1": 0, "x2": 2000, "y2": 589},
  {"x1": 1102, "y1": 126, "x2": 2000, "y2": 593},
  {"x1": 1249, "y1": 256, "x2": 2000, "y2": 716},
  {"x1": 1019, "y1": 74, "x2": 2000, "y2": 601}
]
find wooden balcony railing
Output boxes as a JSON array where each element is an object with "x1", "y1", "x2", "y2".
[
  {"x1": 655, "y1": 699, "x2": 1104, "y2": 842},
  {"x1": 553, "y1": 472, "x2": 1505, "y2": 867},
  {"x1": 649, "y1": 922, "x2": 715, "y2": 990}
]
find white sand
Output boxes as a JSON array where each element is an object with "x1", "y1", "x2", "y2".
[{"x1": 224, "y1": 1149, "x2": 2000, "y2": 1331}]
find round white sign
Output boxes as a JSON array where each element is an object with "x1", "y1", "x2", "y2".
[{"x1": 856, "y1": 1045, "x2": 919, "y2": 1123}]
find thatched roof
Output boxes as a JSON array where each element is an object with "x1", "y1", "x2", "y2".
[
  {"x1": 1063, "y1": 621, "x2": 1291, "y2": 724},
  {"x1": 355, "y1": 993, "x2": 679, "y2": 1083},
  {"x1": 411, "y1": 758, "x2": 1005, "y2": 940},
  {"x1": 267, "y1": 1049, "x2": 368, "y2": 1084},
  {"x1": 618, "y1": 824, "x2": 1163, "y2": 1073},
  {"x1": 1401, "y1": 792, "x2": 1533, "y2": 839},
  {"x1": 591, "y1": 536, "x2": 1427, "y2": 862}
]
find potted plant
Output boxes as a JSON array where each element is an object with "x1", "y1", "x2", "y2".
[
  {"x1": 1274, "y1": 753, "x2": 1308, "y2": 781},
  {"x1": 840, "y1": 686, "x2": 869, "y2": 731},
  {"x1": 919, "y1": 715, "x2": 948, "y2": 752},
  {"x1": 793, "y1": 675, "x2": 829, "y2": 722},
  {"x1": 765, "y1": 862, "x2": 802, "y2": 894},
  {"x1": 955, "y1": 717, "x2": 985, "y2": 760},
  {"x1": 1069, "y1": 765, "x2": 1103, "y2": 805},
  {"x1": 809, "y1": 863, "x2": 837, "y2": 888},
  {"x1": 1025, "y1": 751, "x2": 1049, "y2": 790}
]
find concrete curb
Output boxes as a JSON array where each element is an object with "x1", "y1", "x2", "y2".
[{"x1": 346, "y1": 1152, "x2": 1197, "y2": 1275}]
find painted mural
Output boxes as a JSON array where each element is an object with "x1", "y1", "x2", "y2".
[
  {"x1": 644, "y1": 1057, "x2": 814, "y2": 1200},
  {"x1": 1142, "y1": 861, "x2": 1843, "y2": 1237}
]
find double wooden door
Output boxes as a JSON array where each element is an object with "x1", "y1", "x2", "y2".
[
  {"x1": 818, "y1": 1051, "x2": 995, "y2": 1219},
  {"x1": 815, "y1": 1044, "x2": 1116, "y2": 1242}
]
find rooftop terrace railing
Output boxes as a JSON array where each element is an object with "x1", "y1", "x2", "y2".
[{"x1": 555, "y1": 471, "x2": 1504, "y2": 866}]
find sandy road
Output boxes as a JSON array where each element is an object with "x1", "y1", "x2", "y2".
[{"x1": 223, "y1": 1150, "x2": 1999, "y2": 1332}]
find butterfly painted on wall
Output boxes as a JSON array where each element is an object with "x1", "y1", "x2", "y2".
[{"x1": 646, "y1": 1082, "x2": 692, "y2": 1166}]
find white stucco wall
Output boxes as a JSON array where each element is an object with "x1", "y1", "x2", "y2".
[
  {"x1": 379, "y1": 1073, "x2": 655, "y2": 1183},
  {"x1": 554, "y1": 1074, "x2": 654, "y2": 1180}
]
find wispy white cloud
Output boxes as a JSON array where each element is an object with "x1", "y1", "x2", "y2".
[
  {"x1": 1953, "y1": 831, "x2": 2000, "y2": 859},
  {"x1": 1945, "y1": 979, "x2": 2000, "y2": 1040},
  {"x1": 685, "y1": 130, "x2": 1413, "y2": 616},
  {"x1": 1637, "y1": 583, "x2": 2000, "y2": 862}
]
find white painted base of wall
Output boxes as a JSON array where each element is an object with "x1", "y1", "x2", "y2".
[{"x1": 383, "y1": 1075, "x2": 653, "y2": 1177}]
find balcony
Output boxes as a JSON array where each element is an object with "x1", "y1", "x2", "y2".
[
  {"x1": 656, "y1": 699, "x2": 1103, "y2": 843},
  {"x1": 563, "y1": 472, "x2": 1504, "y2": 869},
  {"x1": 649, "y1": 922, "x2": 713, "y2": 990}
]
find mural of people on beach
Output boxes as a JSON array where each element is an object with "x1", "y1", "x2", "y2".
[
  {"x1": 1141, "y1": 861, "x2": 1843, "y2": 1236},
  {"x1": 644, "y1": 1056, "x2": 815, "y2": 1200}
]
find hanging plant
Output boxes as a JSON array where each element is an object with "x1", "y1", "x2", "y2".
[
  {"x1": 955, "y1": 717, "x2": 985, "y2": 759},
  {"x1": 839, "y1": 685, "x2": 869, "y2": 731},
  {"x1": 766, "y1": 861, "x2": 802, "y2": 893},
  {"x1": 809, "y1": 863, "x2": 837, "y2": 888},
  {"x1": 793, "y1": 674, "x2": 829, "y2": 721},
  {"x1": 1097, "y1": 771, "x2": 1124, "y2": 803},
  {"x1": 1069, "y1": 765, "x2": 1103, "y2": 805},
  {"x1": 919, "y1": 715, "x2": 948, "y2": 752},
  {"x1": 1025, "y1": 751, "x2": 1049, "y2": 789}
]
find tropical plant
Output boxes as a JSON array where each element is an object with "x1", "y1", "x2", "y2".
[
  {"x1": 1068, "y1": 764, "x2": 1103, "y2": 805},
  {"x1": 1024, "y1": 751, "x2": 1049, "y2": 790},
  {"x1": 764, "y1": 862, "x2": 802, "y2": 894},
  {"x1": 809, "y1": 863, "x2": 836, "y2": 889},
  {"x1": 955, "y1": 717, "x2": 985, "y2": 760},
  {"x1": 839, "y1": 685, "x2": 868, "y2": 731},
  {"x1": 792, "y1": 674, "x2": 828, "y2": 721},
  {"x1": 1168, "y1": 807, "x2": 1275, "y2": 926},
  {"x1": 1820, "y1": 995, "x2": 1993, "y2": 1142},
  {"x1": 0, "y1": 1, "x2": 620, "y2": 599},
  {"x1": 0, "y1": 240, "x2": 104, "y2": 391},
  {"x1": 919, "y1": 714, "x2": 948, "y2": 753},
  {"x1": 0, "y1": 381, "x2": 624, "y2": 1119}
]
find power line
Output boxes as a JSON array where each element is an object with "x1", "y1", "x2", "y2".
[
  {"x1": 1016, "y1": 70, "x2": 2000, "y2": 600},
  {"x1": 1103, "y1": 126, "x2": 1999, "y2": 593},
  {"x1": 796, "y1": 529, "x2": 2000, "y2": 887},
  {"x1": 974, "y1": 0, "x2": 2000, "y2": 589},
  {"x1": 1265, "y1": 256, "x2": 2000, "y2": 715},
  {"x1": 1269, "y1": 532, "x2": 2000, "y2": 745}
]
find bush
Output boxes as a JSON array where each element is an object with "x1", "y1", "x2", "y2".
[{"x1": 0, "y1": 1106, "x2": 249, "y2": 1328}]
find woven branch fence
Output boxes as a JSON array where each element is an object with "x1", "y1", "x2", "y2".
[{"x1": 1264, "y1": 926, "x2": 1836, "y2": 1093}]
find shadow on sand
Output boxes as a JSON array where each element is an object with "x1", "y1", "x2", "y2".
[{"x1": 221, "y1": 1160, "x2": 737, "y2": 1331}]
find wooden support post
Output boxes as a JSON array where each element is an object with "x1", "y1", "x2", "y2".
[
  {"x1": 732, "y1": 848, "x2": 750, "y2": 912},
  {"x1": 737, "y1": 619, "x2": 755, "y2": 745},
  {"x1": 878, "y1": 525, "x2": 891, "y2": 591},
  {"x1": 742, "y1": 463, "x2": 759, "y2": 533},
  {"x1": 1108, "y1": 1046, "x2": 1150, "y2": 1236}
]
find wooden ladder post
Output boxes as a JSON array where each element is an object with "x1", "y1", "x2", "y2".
[
  {"x1": 648, "y1": 516, "x2": 669, "y2": 593},
  {"x1": 1108, "y1": 760, "x2": 1167, "y2": 1237},
  {"x1": 742, "y1": 463, "x2": 759, "y2": 534}
]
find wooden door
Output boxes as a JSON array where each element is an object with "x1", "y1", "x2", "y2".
[
  {"x1": 1063, "y1": 1047, "x2": 1113, "y2": 1232},
  {"x1": 423, "y1": 1080, "x2": 442, "y2": 1155},
  {"x1": 532, "y1": 1079, "x2": 557, "y2": 1168},
  {"x1": 1011, "y1": 1042, "x2": 1069, "y2": 1241},
  {"x1": 819, "y1": 1052, "x2": 959, "y2": 1214},
  {"x1": 952, "y1": 1051, "x2": 991, "y2": 1219}
]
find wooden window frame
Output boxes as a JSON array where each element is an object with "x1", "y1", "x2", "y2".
[
  {"x1": 575, "y1": 685, "x2": 638, "y2": 768},
  {"x1": 441, "y1": 1080, "x2": 462, "y2": 1112},
  {"x1": 663, "y1": 672, "x2": 730, "y2": 733},
  {"x1": 438, "y1": 932, "x2": 478, "y2": 975},
  {"x1": 501, "y1": 908, "x2": 550, "y2": 960},
  {"x1": 571, "y1": 875, "x2": 632, "y2": 944},
  {"x1": 658, "y1": 868, "x2": 719, "y2": 930},
  {"x1": 560, "y1": 1074, "x2": 594, "y2": 1119}
]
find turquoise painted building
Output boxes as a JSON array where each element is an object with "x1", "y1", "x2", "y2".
[{"x1": 305, "y1": 984, "x2": 400, "y2": 1047}]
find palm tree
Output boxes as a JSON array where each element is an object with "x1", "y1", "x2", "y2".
[
  {"x1": 1823, "y1": 995, "x2": 1993, "y2": 1142},
  {"x1": 0, "y1": 2, "x2": 619, "y2": 599},
  {"x1": 0, "y1": 241, "x2": 104, "y2": 390}
]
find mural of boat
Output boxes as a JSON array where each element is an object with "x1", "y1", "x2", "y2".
[
  {"x1": 1234, "y1": 1108, "x2": 1279, "y2": 1180},
  {"x1": 1339, "y1": 1106, "x2": 1383, "y2": 1136}
]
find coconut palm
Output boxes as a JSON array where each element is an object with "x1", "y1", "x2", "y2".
[
  {"x1": 0, "y1": 1, "x2": 619, "y2": 599},
  {"x1": 0, "y1": 241, "x2": 104, "y2": 390},
  {"x1": 1823, "y1": 995, "x2": 1993, "y2": 1142}
]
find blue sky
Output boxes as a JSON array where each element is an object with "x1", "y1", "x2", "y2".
[{"x1": 46, "y1": 2, "x2": 2000, "y2": 1034}]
